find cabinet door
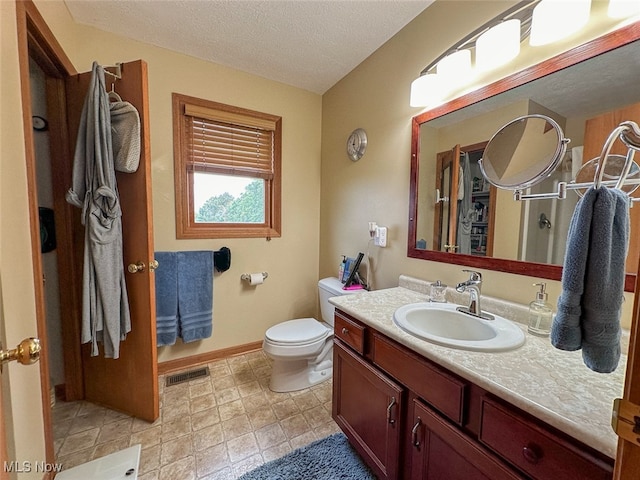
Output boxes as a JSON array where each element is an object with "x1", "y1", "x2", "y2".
[
  {"x1": 410, "y1": 398, "x2": 522, "y2": 480},
  {"x1": 333, "y1": 340, "x2": 404, "y2": 480}
]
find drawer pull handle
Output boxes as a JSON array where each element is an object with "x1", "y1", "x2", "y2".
[
  {"x1": 411, "y1": 417, "x2": 422, "y2": 447},
  {"x1": 522, "y1": 443, "x2": 543, "y2": 464},
  {"x1": 341, "y1": 327, "x2": 349, "y2": 335},
  {"x1": 386, "y1": 397, "x2": 397, "y2": 424}
]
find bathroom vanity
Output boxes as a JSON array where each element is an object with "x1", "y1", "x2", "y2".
[{"x1": 330, "y1": 277, "x2": 623, "y2": 480}]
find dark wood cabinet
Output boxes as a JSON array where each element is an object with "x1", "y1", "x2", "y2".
[
  {"x1": 333, "y1": 339, "x2": 404, "y2": 479},
  {"x1": 332, "y1": 309, "x2": 614, "y2": 480},
  {"x1": 410, "y1": 397, "x2": 520, "y2": 480},
  {"x1": 479, "y1": 397, "x2": 613, "y2": 480}
]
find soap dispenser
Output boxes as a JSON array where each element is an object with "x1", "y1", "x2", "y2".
[{"x1": 527, "y1": 282, "x2": 553, "y2": 336}]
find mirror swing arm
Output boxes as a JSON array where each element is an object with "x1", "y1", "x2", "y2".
[{"x1": 509, "y1": 120, "x2": 640, "y2": 202}]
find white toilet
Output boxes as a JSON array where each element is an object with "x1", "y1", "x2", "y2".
[{"x1": 263, "y1": 277, "x2": 362, "y2": 392}]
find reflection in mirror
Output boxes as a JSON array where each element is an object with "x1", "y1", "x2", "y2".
[
  {"x1": 408, "y1": 27, "x2": 640, "y2": 291},
  {"x1": 574, "y1": 154, "x2": 640, "y2": 198},
  {"x1": 480, "y1": 115, "x2": 568, "y2": 190}
]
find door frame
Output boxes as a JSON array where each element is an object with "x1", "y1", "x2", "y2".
[
  {"x1": 15, "y1": 0, "x2": 80, "y2": 470},
  {"x1": 433, "y1": 145, "x2": 460, "y2": 253}
]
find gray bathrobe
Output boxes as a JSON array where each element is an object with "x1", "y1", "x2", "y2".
[{"x1": 66, "y1": 62, "x2": 131, "y2": 359}]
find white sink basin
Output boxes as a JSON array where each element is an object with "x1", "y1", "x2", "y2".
[{"x1": 393, "y1": 302, "x2": 525, "y2": 352}]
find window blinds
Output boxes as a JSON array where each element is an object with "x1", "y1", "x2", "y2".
[{"x1": 184, "y1": 104, "x2": 275, "y2": 179}]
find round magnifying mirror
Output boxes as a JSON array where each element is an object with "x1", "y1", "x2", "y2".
[{"x1": 479, "y1": 114, "x2": 569, "y2": 190}]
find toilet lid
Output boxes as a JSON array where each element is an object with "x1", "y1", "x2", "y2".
[{"x1": 265, "y1": 318, "x2": 330, "y2": 345}]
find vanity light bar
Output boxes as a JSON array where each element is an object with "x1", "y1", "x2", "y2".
[
  {"x1": 418, "y1": 0, "x2": 538, "y2": 77},
  {"x1": 411, "y1": 0, "x2": 637, "y2": 108}
]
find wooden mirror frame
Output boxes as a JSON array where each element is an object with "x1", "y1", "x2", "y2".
[{"x1": 408, "y1": 23, "x2": 640, "y2": 292}]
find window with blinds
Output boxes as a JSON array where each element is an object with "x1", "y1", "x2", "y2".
[{"x1": 173, "y1": 93, "x2": 282, "y2": 239}]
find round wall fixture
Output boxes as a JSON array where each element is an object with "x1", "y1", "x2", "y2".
[{"x1": 347, "y1": 128, "x2": 367, "y2": 161}]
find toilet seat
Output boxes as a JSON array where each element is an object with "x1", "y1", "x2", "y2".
[{"x1": 265, "y1": 318, "x2": 330, "y2": 346}]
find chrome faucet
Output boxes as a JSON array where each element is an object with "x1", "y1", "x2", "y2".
[{"x1": 455, "y1": 270, "x2": 494, "y2": 320}]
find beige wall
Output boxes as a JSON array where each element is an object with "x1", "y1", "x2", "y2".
[
  {"x1": 33, "y1": 1, "x2": 323, "y2": 364},
  {"x1": 320, "y1": 0, "x2": 635, "y2": 328}
]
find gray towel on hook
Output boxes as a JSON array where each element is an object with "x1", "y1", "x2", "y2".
[
  {"x1": 551, "y1": 186, "x2": 629, "y2": 373},
  {"x1": 110, "y1": 101, "x2": 141, "y2": 173}
]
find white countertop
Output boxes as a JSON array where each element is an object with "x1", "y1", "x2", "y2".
[{"x1": 328, "y1": 276, "x2": 626, "y2": 459}]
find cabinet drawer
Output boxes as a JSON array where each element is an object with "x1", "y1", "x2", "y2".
[
  {"x1": 334, "y1": 312, "x2": 365, "y2": 355},
  {"x1": 372, "y1": 332, "x2": 466, "y2": 425},
  {"x1": 479, "y1": 397, "x2": 612, "y2": 480}
]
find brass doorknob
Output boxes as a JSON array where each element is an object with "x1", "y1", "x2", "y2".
[
  {"x1": 127, "y1": 262, "x2": 146, "y2": 273},
  {"x1": 0, "y1": 338, "x2": 41, "y2": 372},
  {"x1": 149, "y1": 259, "x2": 159, "y2": 272}
]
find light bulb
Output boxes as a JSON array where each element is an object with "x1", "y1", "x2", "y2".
[
  {"x1": 437, "y1": 49, "x2": 473, "y2": 86},
  {"x1": 530, "y1": 0, "x2": 591, "y2": 46},
  {"x1": 410, "y1": 73, "x2": 444, "y2": 108},
  {"x1": 476, "y1": 19, "x2": 521, "y2": 71},
  {"x1": 608, "y1": 0, "x2": 640, "y2": 18}
]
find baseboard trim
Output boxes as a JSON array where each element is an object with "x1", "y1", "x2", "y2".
[{"x1": 158, "y1": 341, "x2": 263, "y2": 375}]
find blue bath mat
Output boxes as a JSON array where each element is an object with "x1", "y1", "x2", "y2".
[{"x1": 238, "y1": 432, "x2": 376, "y2": 479}]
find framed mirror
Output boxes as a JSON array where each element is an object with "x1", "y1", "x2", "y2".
[{"x1": 408, "y1": 24, "x2": 640, "y2": 291}]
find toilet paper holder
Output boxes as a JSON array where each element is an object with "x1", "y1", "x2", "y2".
[{"x1": 241, "y1": 272, "x2": 269, "y2": 282}]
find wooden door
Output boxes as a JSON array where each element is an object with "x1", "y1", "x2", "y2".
[
  {"x1": 0, "y1": 288, "x2": 7, "y2": 480},
  {"x1": 615, "y1": 159, "x2": 640, "y2": 477},
  {"x1": 64, "y1": 60, "x2": 158, "y2": 422},
  {"x1": 615, "y1": 283, "x2": 640, "y2": 477},
  {"x1": 583, "y1": 102, "x2": 640, "y2": 274},
  {"x1": 332, "y1": 340, "x2": 404, "y2": 480},
  {"x1": 433, "y1": 145, "x2": 461, "y2": 252}
]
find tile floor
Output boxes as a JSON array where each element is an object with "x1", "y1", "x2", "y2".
[{"x1": 51, "y1": 350, "x2": 341, "y2": 479}]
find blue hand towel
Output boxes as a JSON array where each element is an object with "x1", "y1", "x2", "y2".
[
  {"x1": 177, "y1": 251, "x2": 213, "y2": 343},
  {"x1": 154, "y1": 252, "x2": 178, "y2": 346},
  {"x1": 551, "y1": 186, "x2": 629, "y2": 373}
]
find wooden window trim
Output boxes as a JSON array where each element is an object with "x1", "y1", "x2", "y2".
[{"x1": 173, "y1": 93, "x2": 282, "y2": 239}]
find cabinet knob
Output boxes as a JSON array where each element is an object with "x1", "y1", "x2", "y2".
[
  {"x1": 386, "y1": 397, "x2": 397, "y2": 425},
  {"x1": 341, "y1": 327, "x2": 348, "y2": 335},
  {"x1": 522, "y1": 443, "x2": 543, "y2": 464},
  {"x1": 411, "y1": 417, "x2": 422, "y2": 447}
]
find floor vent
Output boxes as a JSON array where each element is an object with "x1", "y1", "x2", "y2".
[{"x1": 165, "y1": 367, "x2": 210, "y2": 387}]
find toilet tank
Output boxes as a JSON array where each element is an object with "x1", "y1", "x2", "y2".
[{"x1": 318, "y1": 277, "x2": 363, "y2": 326}]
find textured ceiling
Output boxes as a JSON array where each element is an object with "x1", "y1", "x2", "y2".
[{"x1": 64, "y1": 0, "x2": 435, "y2": 94}]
